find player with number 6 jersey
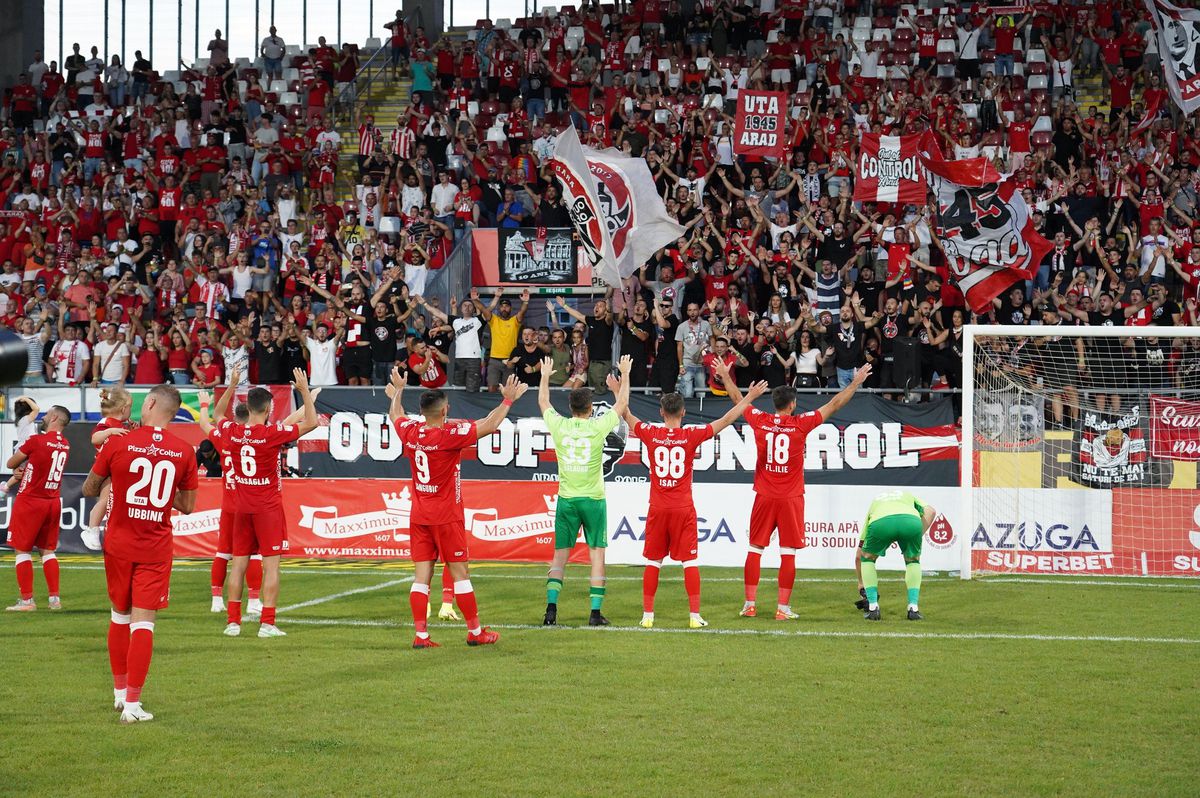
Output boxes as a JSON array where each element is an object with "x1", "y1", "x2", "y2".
[
  {"x1": 622, "y1": 384, "x2": 768, "y2": 629},
  {"x1": 210, "y1": 368, "x2": 318, "y2": 639},
  {"x1": 5, "y1": 406, "x2": 71, "y2": 612},
  {"x1": 387, "y1": 368, "x2": 527, "y2": 648},
  {"x1": 83, "y1": 384, "x2": 199, "y2": 724},
  {"x1": 712, "y1": 359, "x2": 872, "y2": 620}
]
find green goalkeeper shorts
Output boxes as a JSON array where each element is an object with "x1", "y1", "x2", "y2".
[
  {"x1": 554, "y1": 496, "x2": 608, "y2": 550},
  {"x1": 862, "y1": 514, "x2": 925, "y2": 560}
]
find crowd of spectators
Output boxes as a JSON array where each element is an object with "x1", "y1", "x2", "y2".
[{"x1": 2, "y1": 1, "x2": 1198, "y2": 414}]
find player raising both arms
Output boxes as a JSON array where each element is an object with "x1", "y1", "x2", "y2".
[
  {"x1": 5, "y1": 406, "x2": 71, "y2": 611},
  {"x1": 621, "y1": 384, "x2": 769, "y2": 629},
  {"x1": 859, "y1": 490, "x2": 935, "y2": 621},
  {"x1": 199, "y1": 373, "x2": 321, "y2": 615},
  {"x1": 214, "y1": 368, "x2": 318, "y2": 638},
  {"x1": 712, "y1": 358, "x2": 871, "y2": 619},
  {"x1": 387, "y1": 368, "x2": 527, "y2": 648},
  {"x1": 80, "y1": 388, "x2": 134, "y2": 551},
  {"x1": 538, "y1": 355, "x2": 632, "y2": 627},
  {"x1": 82, "y1": 385, "x2": 199, "y2": 724}
]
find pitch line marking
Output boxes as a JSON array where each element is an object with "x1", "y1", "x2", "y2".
[
  {"x1": 276, "y1": 578, "x2": 413, "y2": 613},
  {"x1": 280, "y1": 616, "x2": 1200, "y2": 645}
]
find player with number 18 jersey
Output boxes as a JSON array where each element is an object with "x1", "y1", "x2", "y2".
[{"x1": 744, "y1": 406, "x2": 823, "y2": 550}]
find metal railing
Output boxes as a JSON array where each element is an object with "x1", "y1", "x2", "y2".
[
  {"x1": 331, "y1": 10, "x2": 422, "y2": 127},
  {"x1": 423, "y1": 230, "x2": 474, "y2": 312}
]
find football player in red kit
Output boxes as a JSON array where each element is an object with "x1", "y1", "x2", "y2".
[
  {"x1": 212, "y1": 368, "x2": 318, "y2": 638},
  {"x1": 387, "y1": 368, "x2": 527, "y2": 648},
  {"x1": 621, "y1": 382, "x2": 769, "y2": 628},
  {"x1": 5, "y1": 405, "x2": 71, "y2": 611},
  {"x1": 712, "y1": 359, "x2": 871, "y2": 619},
  {"x1": 82, "y1": 385, "x2": 199, "y2": 724}
]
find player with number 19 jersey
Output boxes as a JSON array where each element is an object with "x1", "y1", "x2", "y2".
[
  {"x1": 7, "y1": 429, "x2": 70, "y2": 553},
  {"x1": 743, "y1": 406, "x2": 822, "y2": 548},
  {"x1": 394, "y1": 418, "x2": 477, "y2": 562},
  {"x1": 632, "y1": 423, "x2": 712, "y2": 561}
]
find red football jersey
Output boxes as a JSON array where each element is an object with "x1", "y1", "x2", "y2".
[
  {"x1": 17, "y1": 430, "x2": 70, "y2": 500},
  {"x1": 394, "y1": 419, "x2": 476, "y2": 525},
  {"x1": 94, "y1": 425, "x2": 199, "y2": 562},
  {"x1": 632, "y1": 423, "x2": 713, "y2": 510},
  {"x1": 212, "y1": 419, "x2": 299, "y2": 512},
  {"x1": 207, "y1": 430, "x2": 237, "y2": 498},
  {"x1": 743, "y1": 407, "x2": 822, "y2": 499},
  {"x1": 92, "y1": 416, "x2": 126, "y2": 452}
]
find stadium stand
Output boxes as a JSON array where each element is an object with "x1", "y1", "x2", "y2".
[{"x1": 0, "y1": 0, "x2": 1196, "y2": 411}]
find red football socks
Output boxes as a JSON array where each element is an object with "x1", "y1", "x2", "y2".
[
  {"x1": 683, "y1": 565, "x2": 701, "y2": 613},
  {"x1": 41, "y1": 554, "x2": 59, "y2": 597},
  {"x1": 210, "y1": 557, "x2": 228, "y2": 595},
  {"x1": 125, "y1": 622, "x2": 154, "y2": 704},
  {"x1": 642, "y1": 565, "x2": 660, "y2": 612},
  {"x1": 246, "y1": 557, "x2": 263, "y2": 600},
  {"x1": 454, "y1": 580, "x2": 480, "y2": 633},
  {"x1": 14, "y1": 554, "x2": 33, "y2": 600},
  {"x1": 108, "y1": 611, "x2": 131, "y2": 689},
  {"x1": 744, "y1": 550, "x2": 762, "y2": 602},
  {"x1": 261, "y1": 606, "x2": 276, "y2": 626},
  {"x1": 441, "y1": 567, "x2": 454, "y2": 605},
  {"x1": 227, "y1": 600, "x2": 242, "y2": 626},
  {"x1": 778, "y1": 554, "x2": 796, "y2": 607},
  {"x1": 410, "y1": 583, "x2": 430, "y2": 635}
]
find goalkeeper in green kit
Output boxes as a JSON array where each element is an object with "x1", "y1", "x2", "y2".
[
  {"x1": 537, "y1": 353, "x2": 633, "y2": 627},
  {"x1": 859, "y1": 490, "x2": 936, "y2": 622}
]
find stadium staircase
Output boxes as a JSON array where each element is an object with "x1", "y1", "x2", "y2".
[{"x1": 1074, "y1": 70, "x2": 1109, "y2": 119}]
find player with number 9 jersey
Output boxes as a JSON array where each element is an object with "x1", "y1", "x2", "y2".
[
  {"x1": 95, "y1": 424, "x2": 199, "y2": 603},
  {"x1": 393, "y1": 418, "x2": 477, "y2": 561}
]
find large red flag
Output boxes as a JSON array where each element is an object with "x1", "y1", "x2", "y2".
[{"x1": 920, "y1": 148, "x2": 1052, "y2": 313}]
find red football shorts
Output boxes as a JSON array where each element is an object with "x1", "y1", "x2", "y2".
[
  {"x1": 104, "y1": 555, "x2": 172, "y2": 611},
  {"x1": 6, "y1": 495, "x2": 61, "y2": 552},
  {"x1": 409, "y1": 522, "x2": 470, "y2": 564},
  {"x1": 748, "y1": 495, "x2": 807, "y2": 550},
  {"x1": 233, "y1": 506, "x2": 288, "y2": 557},
  {"x1": 643, "y1": 506, "x2": 699, "y2": 562}
]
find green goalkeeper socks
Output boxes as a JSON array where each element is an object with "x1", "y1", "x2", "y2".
[
  {"x1": 589, "y1": 585, "x2": 606, "y2": 611},
  {"x1": 905, "y1": 562, "x2": 922, "y2": 608},
  {"x1": 546, "y1": 578, "x2": 563, "y2": 605},
  {"x1": 860, "y1": 560, "x2": 879, "y2": 607}
]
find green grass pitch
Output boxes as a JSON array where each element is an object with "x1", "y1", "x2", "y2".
[{"x1": 0, "y1": 555, "x2": 1197, "y2": 797}]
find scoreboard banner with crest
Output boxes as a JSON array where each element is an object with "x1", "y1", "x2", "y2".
[{"x1": 496, "y1": 227, "x2": 579, "y2": 284}]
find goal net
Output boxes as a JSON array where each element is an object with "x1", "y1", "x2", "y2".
[{"x1": 962, "y1": 324, "x2": 1200, "y2": 579}]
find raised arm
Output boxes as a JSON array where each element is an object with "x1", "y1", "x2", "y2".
[
  {"x1": 475, "y1": 375, "x2": 529, "y2": 438},
  {"x1": 711, "y1": 380, "x2": 770, "y2": 433},
  {"x1": 606, "y1": 355, "x2": 633, "y2": 417},
  {"x1": 538, "y1": 355, "x2": 555, "y2": 414},
  {"x1": 385, "y1": 366, "x2": 408, "y2": 423},
  {"x1": 291, "y1": 367, "x2": 319, "y2": 435}
]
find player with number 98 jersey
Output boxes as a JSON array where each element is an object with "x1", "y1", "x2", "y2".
[
  {"x1": 743, "y1": 407, "x2": 822, "y2": 549},
  {"x1": 632, "y1": 423, "x2": 712, "y2": 561},
  {"x1": 394, "y1": 418, "x2": 477, "y2": 562},
  {"x1": 95, "y1": 425, "x2": 199, "y2": 606}
]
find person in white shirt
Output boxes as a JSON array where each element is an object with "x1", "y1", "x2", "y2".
[
  {"x1": 429, "y1": 171, "x2": 459, "y2": 227},
  {"x1": 450, "y1": 300, "x2": 484, "y2": 392},
  {"x1": 222, "y1": 338, "x2": 251, "y2": 386},
  {"x1": 303, "y1": 324, "x2": 340, "y2": 386},
  {"x1": 27, "y1": 53, "x2": 48, "y2": 88},
  {"x1": 91, "y1": 323, "x2": 129, "y2": 385},
  {"x1": 260, "y1": 26, "x2": 287, "y2": 80}
]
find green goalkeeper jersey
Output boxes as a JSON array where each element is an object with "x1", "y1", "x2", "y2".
[
  {"x1": 543, "y1": 408, "x2": 619, "y2": 500},
  {"x1": 864, "y1": 490, "x2": 926, "y2": 529}
]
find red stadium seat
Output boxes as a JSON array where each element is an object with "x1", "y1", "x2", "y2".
[
  {"x1": 894, "y1": 27, "x2": 915, "y2": 43},
  {"x1": 936, "y1": 51, "x2": 956, "y2": 65},
  {"x1": 476, "y1": 19, "x2": 489, "y2": 28},
  {"x1": 240, "y1": 67, "x2": 260, "y2": 83},
  {"x1": 1027, "y1": 61, "x2": 1048, "y2": 75},
  {"x1": 1031, "y1": 130, "x2": 1052, "y2": 148}
]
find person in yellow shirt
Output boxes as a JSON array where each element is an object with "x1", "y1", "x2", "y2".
[{"x1": 472, "y1": 286, "x2": 529, "y2": 391}]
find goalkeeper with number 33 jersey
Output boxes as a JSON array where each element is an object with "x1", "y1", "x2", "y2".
[{"x1": 859, "y1": 490, "x2": 936, "y2": 622}]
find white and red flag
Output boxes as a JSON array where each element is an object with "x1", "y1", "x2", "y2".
[
  {"x1": 919, "y1": 143, "x2": 1052, "y2": 313},
  {"x1": 854, "y1": 133, "x2": 928, "y2": 204},
  {"x1": 733, "y1": 91, "x2": 788, "y2": 159},
  {"x1": 1143, "y1": 0, "x2": 1200, "y2": 115},
  {"x1": 550, "y1": 125, "x2": 684, "y2": 288}
]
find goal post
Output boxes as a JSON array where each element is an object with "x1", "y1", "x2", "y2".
[{"x1": 961, "y1": 323, "x2": 1200, "y2": 580}]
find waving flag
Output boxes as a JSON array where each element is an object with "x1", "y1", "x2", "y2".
[
  {"x1": 854, "y1": 133, "x2": 928, "y2": 204},
  {"x1": 1144, "y1": 0, "x2": 1200, "y2": 115},
  {"x1": 550, "y1": 125, "x2": 685, "y2": 288},
  {"x1": 1132, "y1": 89, "x2": 1166, "y2": 136},
  {"x1": 920, "y1": 148, "x2": 1052, "y2": 314}
]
